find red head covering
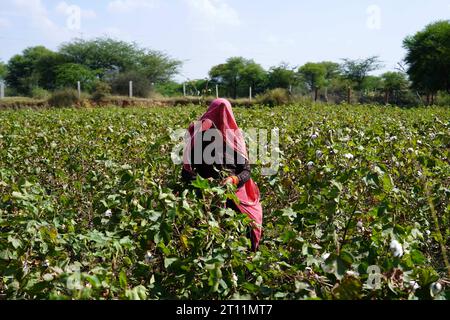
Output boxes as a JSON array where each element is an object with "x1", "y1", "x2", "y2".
[{"x1": 183, "y1": 98, "x2": 263, "y2": 250}]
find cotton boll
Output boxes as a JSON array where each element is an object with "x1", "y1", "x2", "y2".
[
  {"x1": 430, "y1": 282, "x2": 442, "y2": 296},
  {"x1": 104, "y1": 209, "x2": 112, "y2": 218},
  {"x1": 344, "y1": 153, "x2": 354, "y2": 160},
  {"x1": 409, "y1": 281, "x2": 420, "y2": 290},
  {"x1": 231, "y1": 273, "x2": 238, "y2": 287},
  {"x1": 307, "y1": 161, "x2": 315, "y2": 170},
  {"x1": 145, "y1": 251, "x2": 154, "y2": 264},
  {"x1": 389, "y1": 240, "x2": 404, "y2": 258},
  {"x1": 310, "y1": 133, "x2": 319, "y2": 140},
  {"x1": 316, "y1": 150, "x2": 323, "y2": 159}
]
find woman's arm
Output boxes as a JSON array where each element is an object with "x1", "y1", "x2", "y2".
[{"x1": 234, "y1": 152, "x2": 251, "y2": 188}]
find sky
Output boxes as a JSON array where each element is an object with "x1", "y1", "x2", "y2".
[{"x1": 0, "y1": 0, "x2": 449, "y2": 82}]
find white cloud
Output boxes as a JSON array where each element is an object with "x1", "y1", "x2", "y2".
[
  {"x1": 107, "y1": 0, "x2": 159, "y2": 13},
  {"x1": 184, "y1": 0, "x2": 240, "y2": 27},
  {"x1": 56, "y1": 1, "x2": 97, "y2": 19},
  {"x1": 13, "y1": 0, "x2": 56, "y2": 30}
]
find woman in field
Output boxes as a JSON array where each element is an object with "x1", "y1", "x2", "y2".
[{"x1": 182, "y1": 98, "x2": 263, "y2": 251}]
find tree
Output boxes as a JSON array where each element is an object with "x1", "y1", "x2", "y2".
[
  {"x1": 59, "y1": 37, "x2": 181, "y2": 83},
  {"x1": 138, "y1": 51, "x2": 182, "y2": 84},
  {"x1": 403, "y1": 20, "x2": 450, "y2": 105},
  {"x1": 0, "y1": 61, "x2": 6, "y2": 80},
  {"x1": 340, "y1": 56, "x2": 383, "y2": 103},
  {"x1": 111, "y1": 71, "x2": 153, "y2": 98},
  {"x1": 5, "y1": 46, "x2": 65, "y2": 95},
  {"x1": 55, "y1": 63, "x2": 98, "y2": 91},
  {"x1": 209, "y1": 57, "x2": 265, "y2": 99},
  {"x1": 209, "y1": 57, "x2": 245, "y2": 99},
  {"x1": 381, "y1": 72, "x2": 409, "y2": 105},
  {"x1": 59, "y1": 38, "x2": 142, "y2": 77},
  {"x1": 320, "y1": 61, "x2": 341, "y2": 102},
  {"x1": 240, "y1": 62, "x2": 268, "y2": 96},
  {"x1": 298, "y1": 63, "x2": 326, "y2": 101},
  {"x1": 267, "y1": 63, "x2": 298, "y2": 91}
]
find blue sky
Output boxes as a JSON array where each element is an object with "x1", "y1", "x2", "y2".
[{"x1": 0, "y1": 0, "x2": 449, "y2": 81}]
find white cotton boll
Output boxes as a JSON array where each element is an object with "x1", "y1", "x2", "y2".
[
  {"x1": 321, "y1": 253, "x2": 331, "y2": 260},
  {"x1": 356, "y1": 221, "x2": 363, "y2": 230},
  {"x1": 145, "y1": 251, "x2": 154, "y2": 264},
  {"x1": 346, "y1": 270, "x2": 359, "y2": 277},
  {"x1": 304, "y1": 267, "x2": 313, "y2": 277},
  {"x1": 430, "y1": 282, "x2": 443, "y2": 296},
  {"x1": 316, "y1": 150, "x2": 323, "y2": 159},
  {"x1": 407, "y1": 148, "x2": 414, "y2": 153},
  {"x1": 417, "y1": 171, "x2": 423, "y2": 177},
  {"x1": 231, "y1": 273, "x2": 238, "y2": 287},
  {"x1": 307, "y1": 161, "x2": 315, "y2": 170},
  {"x1": 425, "y1": 230, "x2": 431, "y2": 236},
  {"x1": 409, "y1": 281, "x2": 420, "y2": 290},
  {"x1": 389, "y1": 136, "x2": 397, "y2": 142},
  {"x1": 344, "y1": 153, "x2": 354, "y2": 160},
  {"x1": 104, "y1": 209, "x2": 112, "y2": 218},
  {"x1": 389, "y1": 240, "x2": 404, "y2": 258},
  {"x1": 417, "y1": 140, "x2": 422, "y2": 145},
  {"x1": 42, "y1": 260, "x2": 50, "y2": 268},
  {"x1": 310, "y1": 133, "x2": 319, "y2": 140}
]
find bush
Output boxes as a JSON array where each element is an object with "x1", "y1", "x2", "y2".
[
  {"x1": 31, "y1": 87, "x2": 50, "y2": 100},
  {"x1": 436, "y1": 92, "x2": 450, "y2": 106},
  {"x1": 55, "y1": 63, "x2": 97, "y2": 92},
  {"x1": 257, "y1": 88, "x2": 291, "y2": 107},
  {"x1": 48, "y1": 89, "x2": 79, "y2": 107},
  {"x1": 91, "y1": 81, "x2": 111, "y2": 102},
  {"x1": 111, "y1": 71, "x2": 152, "y2": 98}
]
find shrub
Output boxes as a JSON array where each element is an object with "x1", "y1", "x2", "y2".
[
  {"x1": 91, "y1": 81, "x2": 111, "y2": 102},
  {"x1": 31, "y1": 87, "x2": 51, "y2": 100},
  {"x1": 111, "y1": 71, "x2": 152, "y2": 98},
  {"x1": 436, "y1": 92, "x2": 450, "y2": 106},
  {"x1": 48, "y1": 89, "x2": 79, "y2": 107},
  {"x1": 257, "y1": 88, "x2": 291, "y2": 107},
  {"x1": 55, "y1": 63, "x2": 97, "y2": 92}
]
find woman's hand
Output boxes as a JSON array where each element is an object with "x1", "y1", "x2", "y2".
[{"x1": 222, "y1": 176, "x2": 239, "y2": 186}]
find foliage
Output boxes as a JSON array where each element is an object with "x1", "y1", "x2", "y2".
[
  {"x1": 403, "y1": 20, "x2": 450, "y2": 95},
  {"x1": 298, "y1": 63, "x2": 327, "y2": 101},
  {"x1": 111, "y1": 71, "x2": 153, "y2": 98},
  {"x1": 0, "y1": 61, "x2": 7, "y2": 80},
  {"x1": 256, "y1": 88, "x2": 291, "y2": 107},
  {"x1": 0, "y1": 104, "x2": 449, "y2": 300},
  {"x1": 267, "y1": 63, "x2": 298, "y2": 90},
  {"x1": 154, "y1": 81, "x2": 183, "y2": 97},
  {"x1": 91, "y1": 81, "x2": 112, "y2": 103},
  {"x1": 5, "y1": 47, "x2": 66, "y2": 95},
  {"x1": 340, "y1": 56, "x2": 383, "y2": 90},
  {"x1": 31, "y1": 87, "x2": 51, "y2": 100},
  {"x1": 48, "y1": 89, "x2": 80, "y2": 108},
  {"x1": 55, "y1": 64, "x2": 98, "y2": 92},
  {"x1": 209, "y1": 57, "x2": 267, "y2": 99},
  {"x1": 59, "y1": 37, "x2": 181, "y2": 82}
]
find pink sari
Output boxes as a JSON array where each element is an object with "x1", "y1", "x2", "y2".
[{"x1": 183, "y1": 99, "x2": 263, "y2": 250}]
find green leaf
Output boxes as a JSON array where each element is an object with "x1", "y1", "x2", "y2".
[{"x1": 164, "y1": 257, "x2": 178, "y2": 269}]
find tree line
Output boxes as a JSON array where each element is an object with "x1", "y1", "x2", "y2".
[{"x1": 0, "y1": 20, "x2": 449, "y2": 106}]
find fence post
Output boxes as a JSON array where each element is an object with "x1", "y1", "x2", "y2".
[
  {"x1": 216, "y1": 85, "x2": 219, "y2": 99},
  {"x1": 129, "y1": 81, "x2": 133, "y2": 98},
  {"x1": 249, "y1": 86, "x2": 252, "y2": 101},
  {"x1": 0, "y1": 81, "x2": 5, "y2": 99},
  {"x1": 183, "y1": 83, "x2": 186, "y2": 97},
  {"x1": 77, "y1": 81, "x2": 81, "y2": 99}
]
